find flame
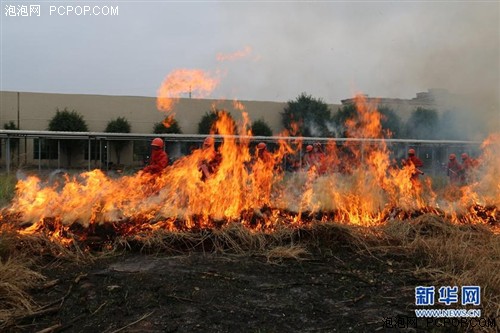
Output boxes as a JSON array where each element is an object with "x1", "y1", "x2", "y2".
[
  {"x1": 216, "y1": 46, "x2": 253, "y2": 62},
  {"x1": 156, "y1": 69, "x2": 219, "y2": 128},
  {"x1": 2, "y1": 94, "x2": 499, "y2": 245}
]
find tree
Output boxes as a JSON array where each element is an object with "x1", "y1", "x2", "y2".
[
  {"x1": 251, "y1": 119, "x2": 273, "y2": 137},
  {"x1": 105, "y1": 117, "x2": 131, "y2": 165},
  {"x1": 48, "y1": 108, "x2": 88, "y2": 167},
  {"x1": 331, "y1": 104, "x2": 403, "y2": 138},
  {"x1": 404, "y1": 107, "x2": 440, "y2": 139},
  {"x1": 378, "y1": 107, "x2": 403, "y2": 138},
  {"x1": 331, "y1": 104, "x2": 358, "y2": 137},
  {"x1": 197, "y1": 109, "x2": 236, "y2": 135},
  {"x1": 153, "y1": 118, "x2": 182, "y2": 134},
  {"x1": 281, "y1": 93, "x2": 332, "y2": 137}
]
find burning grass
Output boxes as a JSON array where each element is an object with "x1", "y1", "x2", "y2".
[
  {"x1": 0, "y1": 95, "x2": 499, "y2": 330},
  {"x1": 0, "y1": 214, "x2": 499, "y2": 331}
]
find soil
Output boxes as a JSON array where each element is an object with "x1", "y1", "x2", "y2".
[{"x1": 5, "y1": 243, "x2": 464, "y2": 333}]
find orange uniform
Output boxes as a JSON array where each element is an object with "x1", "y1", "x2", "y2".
[
  {"x1": 460, "y1": 153, "x2": 478, "y2": 184},
  {"x1": 404, "y1": 149, "x2": 424, "y2": 182},
  {"x1": 447, "y1": 154, "x2": 462, "y2": 185},
  {"x1": 143, "y1": 138, "x2": 168, "y2": 175},
  {"x1": 199, "y1": 137, "x2": 221, "y2": 181}
]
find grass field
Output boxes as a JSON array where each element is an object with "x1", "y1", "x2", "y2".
[
  {"x1": 0, "y1": 216, "x2": 498, "y2": 332},
  {"x1": 0, "y1": 170, "x2": 498, "y2": 332}
]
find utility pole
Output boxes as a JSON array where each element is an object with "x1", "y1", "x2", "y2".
[{"x1": 17, "y1": 92, "x2": 21, "y2": 166}]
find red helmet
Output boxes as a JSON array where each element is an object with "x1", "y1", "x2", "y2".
[
  {"x1": 203, "y1": 137, "x2": 214, "y2": 147},
  {"x1": 408, "y1": 148, "x2": 415, "y2": 155},
  {"x1": 151, "y1": 137, "x2": 164, "y2": 149},
  {"x1": 461, "y1": 153, "x2": 469, "y2": 160},
  {"x1": 449, "y1": 153, "x2": 456, "y2": 160},
  {"x1": 306, "y1": 145, "x2": 313, "y2": 152},
  {"x1": 257, "y1": 142, "x2": 267, "y2": 150}
]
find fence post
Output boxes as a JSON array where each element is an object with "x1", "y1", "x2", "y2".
[
  {"x1": 57, "y1": 140, "x2": 60, "y2": 169},
  {"x1": 6, "y1": 137, "x2": 11, "y2": 175},
  {"x1": 88, "y1": 137, "x2": 91, "y2": 171},
  {"x1": 106, "y1": 140, "x2": 109, "y2": 171},
  {"x1": 38, "y1": 138, "x2": 41, "y2": 172}
]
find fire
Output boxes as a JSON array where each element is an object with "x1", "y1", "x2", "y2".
[
  {"x1": 156, "y1": 69, "x2": 219, "y2": 128},
  {"x1": 1, "y1": 94, "x2": 499, "y2": 245},
  {"x1": 216, "y1": 46, "x2": 253, "y2": 62}
]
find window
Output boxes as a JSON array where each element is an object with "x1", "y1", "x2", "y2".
[
  {"x1": 133, "y1": 140, "x2": 149, "y2": 162},
  {"x1": 84, "y1": 139, "x2": 105, "y2": 161},
  {"x1": 33, "y1": 139, "x2": 58, "y2": 159}
]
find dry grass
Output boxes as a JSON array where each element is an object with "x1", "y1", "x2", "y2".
[
  {"x1": 0, "y1": 225, "x2": 100, "y2": 329},
  {"x1": 265, "y1": 245, "x2": 309, "y2": 263},
  {"x1": 113, "y1": 221, "x2": 366, "y2": 257},
  {"x1": 1, "y1": 215, "x2": 499, "y2": 331},
  {"x1": 0, "y1": 256, "x2": 46, "y2": 329},
  {"x1": 381, "y1": 215, "x2": 500, "y2": 326}
]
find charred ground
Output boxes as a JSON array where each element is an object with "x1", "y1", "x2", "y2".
[
  {"x1": 3, "y1": 217, "x2": 498, "y2": 333},
  {"x1": 12, "y1": 245, "x2": 424, "y2": 333}
]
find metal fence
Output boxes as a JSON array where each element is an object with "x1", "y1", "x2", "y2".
[{"x1": 0, "y1": 130, "x2": 482, "y2": 177}]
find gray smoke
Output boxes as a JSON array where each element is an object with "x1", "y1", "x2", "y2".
[{"x1": 217, "y1": 2, "x2": 499, "y2": 138}]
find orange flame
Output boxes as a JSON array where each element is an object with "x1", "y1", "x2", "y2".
[
  {"x1": 156, "y1": 69, "x2": 219, "y2": 128},
  {"x1": 2, "y1": 94, "x2": 499, "y2": 244},
  {"x1": 216, "y1": 46, "x2": 253, "y2": 62}
]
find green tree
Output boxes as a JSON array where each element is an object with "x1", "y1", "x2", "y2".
[
  {"x1": 251, "y1": 119, "x2": 273, "y2": 137},
  {"x1": 332, "y1": 105, "x2": 403, "y2": 138},
  {"x1": 105, "y1": 117, "x2": 131, "y2": 165},
  {"x1": 48, "y1": 108, "x2": 88, "y2": 167},
  {"x1": 378, "y1": 106, "x2": 403, "y2": 138},
  {"x1": 153, "y1": 118, "x2": 182, "y2": 134},
  {"x1": 197, "y1": 109, "x2": 236, "y2": 135},
  {"x1": 404, "y1": 107, "x2": 440, "y2": 139},
  {"x1": 331, "y1": 104, "x2": 357, "y2": 137},
  {"x1": 281, "y1": 93, "x2": 332, "y2": 137}
]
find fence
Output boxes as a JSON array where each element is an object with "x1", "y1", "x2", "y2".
[{"x1": 0, "y1": 130, "x2": 482, "y2": 177}]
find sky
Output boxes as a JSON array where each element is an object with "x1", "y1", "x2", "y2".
[{"x1": 1, "y1": 1, "x2": 499, "y2": 109}]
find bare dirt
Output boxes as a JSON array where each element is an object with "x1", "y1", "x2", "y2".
[{"x1": 5, "y1": 243, "x2": 463, "y2": 333}]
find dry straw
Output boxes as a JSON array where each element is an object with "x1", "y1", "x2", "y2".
[
  {"x1": 0, "y1": 215, "x2": 498, "y2": 331},
  {"x1": 381, "y1": 215, "x2": 500, "y2": 330},
  {"x1": 0, "y1": 257, "x2": 46, "y2": 329}
]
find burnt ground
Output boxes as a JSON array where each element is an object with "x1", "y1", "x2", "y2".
[{"x1": 5, "y1": 243, "x2": 471, "y2": 333}]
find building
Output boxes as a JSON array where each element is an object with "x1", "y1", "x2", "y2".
[
  {"x1": 0, "y1": 90, "x2": 455, "y2": 169},
  {"x1": 340, "y1": 89, "x2": 459, "y2": 121}
]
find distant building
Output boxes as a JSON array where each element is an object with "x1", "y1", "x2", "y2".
[
  {"x1": 0, "y1": 90, "x2": 456, "y2": 169},
  {"x1": 341, "y1": 89, "x2": 459, "y2": 121}
]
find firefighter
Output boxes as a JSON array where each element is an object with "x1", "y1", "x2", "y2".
[
  {"x1": 199, "y1": 136, "x2": 221, "y2": 181},
  {"x1": 302, "y1": 145, "x2": 316, "y2": 170},
  {"x1": 142, "y1": 137, "x2": 168, "y2": 175},
  {"x1": 256, "y1": 142, "x2": 272, "y2": 163},
  {"x1": 446, "y1": 153, "x2": 462, "y2": 185},
  {"x1": 402, "y1": 148, "x2": 424, "y2": 183},
  {"x1": 460, "y1": 153, "x2": 478, "y2": 184}
]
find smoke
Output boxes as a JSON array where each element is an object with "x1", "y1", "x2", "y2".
[
  {"x1": 369, "y1": 3, "x2": 499, "y2": 139},
  {"x1": 216, "y1": 2, "x2": 499, "y2": 138}
]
